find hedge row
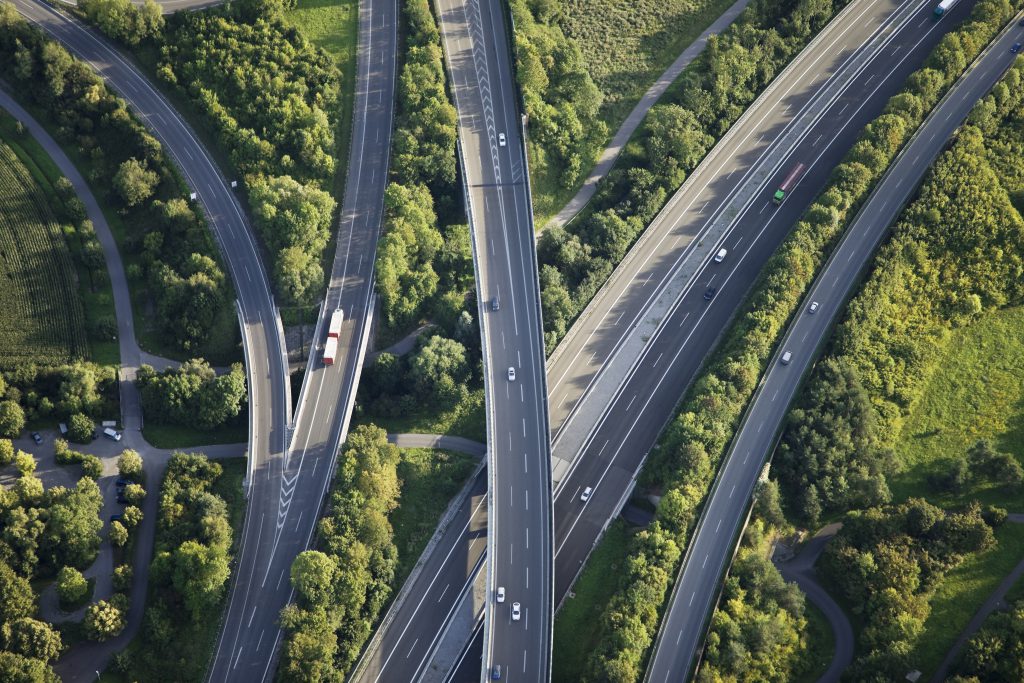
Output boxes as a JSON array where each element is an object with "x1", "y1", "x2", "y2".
[{"x1": 580, "y1": 1, "x2": 1024, "y2": 679}]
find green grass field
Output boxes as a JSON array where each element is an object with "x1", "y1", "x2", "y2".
[
  {"x1": 563, "y1": 0, "x2": 738, "y2": 130},
  {"x1": 911, "y1": 521, "x2": 1024, "y2": 677},
  {"x1": 284, "y1": 0, "x2": 359, "y2": 202},
  {"x1": 141, "y1": 418, "x2": 248, "y2": 450},
  {"x1": 391, "y1": 448, "x2": 478, "y2": 584},
  {"x1": 552, "y1": 520, "x2": 632, "y2": 682},
  {"x1": 890, "y1": 306, "x2": 1024, "y2": 508},
  {"x1": 0, "y1": 122, "x2": 89, "y2": 366}
]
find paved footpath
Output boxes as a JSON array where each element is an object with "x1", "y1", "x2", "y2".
[
  {"x1": 774, "y1": 524, "x2": 853, "y2": 683},
  {"x1": 545, "y1": 0, "x2": 754, "y2": 229}
]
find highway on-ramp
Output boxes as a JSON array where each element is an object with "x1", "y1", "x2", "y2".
[
  {"x1": 207, "y1": 0, "x2": 398, "y2": 678},
  {"x1": 644, "y1": 13, "x2": 1024, "y2": 681}
]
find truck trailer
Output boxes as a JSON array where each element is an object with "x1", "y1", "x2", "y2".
[
  {"x1": 328, "y1": 309, "x2": 344, "y2": 338},
  {"x1": 772, "y1": 162, "x2": 806, "y2": 205},
  {"x1": 323, "y1": 336, "x2": 338, "y2": 366}
]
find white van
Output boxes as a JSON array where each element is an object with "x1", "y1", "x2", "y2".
[
  {"x1": 103, "y1": 427, "x2": 122, "y2": 442},
  {"x1": 714, "y1": 248, "x2": 728, "y2": 263}
]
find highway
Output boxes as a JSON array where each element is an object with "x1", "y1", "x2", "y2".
[
  {"x1": 644, "y1": 12, "x2": 1024, "y2": 682},
  {"x1": 207, "y1": 0, "x2": 397, "y2": 677},
  {"x1": 436, "y1": 0, "x2": 554, "y2": 679},
  {"x1": 355, "y1": 0, "x2": 982, "y2": 678}
]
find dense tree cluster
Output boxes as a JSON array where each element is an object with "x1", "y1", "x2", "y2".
[
  {"x1": 136, "y1": 360, "x2": 247, "y2": 431},
  {"x1": 509, "y1": 0, "x2": 606, "y2": 200},
  {"x1": 130, "y1": 453, "x2": 232, "y2": 681},
  {"x1": 535, "y1": 0, "x2": 845, "y2": 346},
  {"x1": 0, "y1": 363, "x2": 117, "y2": 438},
  {"x1": 152, "y1": 6, "x2": 341, "y2": 303},
  {"x1": 776, "y1": 56, "x2": 1024, "y2": 526},
  {"x1": 820, "y1": 499, "x2": 1000, "y2": 679},
  {"x1": 375, "y1": 0, "x2": 472, "y2": 343},
  {"x1": 279, "y1": 425, "x2": 400, "y2": 680},
  {"x1": 0, "y1": 452, "x2": 110, "y2": 677},
  {"x1": 953, "y1": 599, "x2": 1024, "y2": 681},
  {"x1": 79, "y1": 0, "x2": 163, "y2": 47},
  {"x1": 0, "y1": 6, "x2": 231, "y2": 353},
  {"x1": 580, "y1": 2, "x2": 1022, "y2": 676}
]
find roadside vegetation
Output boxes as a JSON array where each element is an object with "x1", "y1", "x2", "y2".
[
  {"x1": 951, "y1": 597, "x2": 1024, "y2": 680},
  {"x1": 563, "y1": 2, "x2": 1024, "y2": 679},
  {"x1": 535, "y1": 0, "x2": 852, "y2": 341},
  {"x1": 113, "y1": 453, "x2": 244, "y2": 682},
  {"x1": 0, "y1": 4, "x2": 237, "y2": 362}
]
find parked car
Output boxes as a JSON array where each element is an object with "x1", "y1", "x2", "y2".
[
  {"x1": 30, "y1": 432, "x2": 42, "y2": 445},
  {"x1": 109, "y1": 513, "x2": 123, "y2": 524},
  {"x1": 103, "y1": 427, "x2": 122, "y2": 442},
  {"x1": 115, "y1": 478, "x2": 129, "y2": 491}
]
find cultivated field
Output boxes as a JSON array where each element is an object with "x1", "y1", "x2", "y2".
[{"x1": 0, "y1": 139, "x2": 87, "y2": 365}]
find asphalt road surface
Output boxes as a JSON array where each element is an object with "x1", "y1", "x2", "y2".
[
  {"x1": 207, "y1": 0, "x2": 397, "y2": 678},
  {"x1": 434, "y1": 0, "x2": 554, "y2": 679},
  {"x1": 368, "y1": 0, "x2": 983, "y2": 679},
  {"x1": 644, "y1": 9, "x2": 1024, "y2": 682}
]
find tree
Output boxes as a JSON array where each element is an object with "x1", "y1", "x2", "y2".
[
  {"x1": 117, "y1": 449, "x2": 143, "y2": 479},
  {"x1": 57, "y1": 362, "x2": 101, "y2": 416},
  {"x1": 112, "y1": 158, "x2": 158, "y2": 207},
  {"x1": 0, "y1": 561, "x2": 35, "y2": 623},
  {"x1": 291, "y1": 551, "x2": 337, "y2": 606},
  {"x1": 67, "y1": 413, "x2": 93, "y2": 444},
  {"x1": 0, "y1": 400, "x2": 25, "y2": 438},
  {"x1": 113, "y1": 564, "x2": 132, "y2": 592},
  {"x1": 123, "y1": 483, "x2": 146, "y2": 505},
  {"x1": 83, "y1": 600, "x2": 126, "y2": 641},
  {"x1": 0, "y1": 438, "x2": 14, "y2": 465},
  {"x1": 4, "y1": 618, "x2": 62, "y2": 662},
  {"x1": 171, "y1": 540, "x2": 230, "y2": 618},
  {"x1": 80, "y1": 454, "x2": 103, "y2": 480},
  {"x1": 41, "y1": 477, "x2": 103, "y2": 570},
  {"x1": 195, "y1": 363, "x2": 247, "y2": 430},
  {"x1": 108, "y1": 521, "x2": 128, "y2": 547},
  {"x1": 14, "y1": 451, "x2": 35, "y2": 477},
  {"x1": 407, "y1": 335, "x2": 469, "y2": 408},
  {"x1": 56, "y1": 566, "x2": 89, "y2": 606}
]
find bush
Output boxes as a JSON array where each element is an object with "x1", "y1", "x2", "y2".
[
  {"x1": 109, "y1": 521, "x2": 128, "y2": 547},
  {"x1": 84, "y1": 599, "x2": 126, "y2": 641},
  {"x1": 0, "y1": 438, "x2": 13, "y2": 465},
  {"x1": 136, "y1": 361, "x2": 247, "y2": 431},
  {"x1": 0, "y1": 400, "x2": 25, "y2": 438},
  {"x1": 112, "y1": 564, "x2": 133, "y2": 592},
  {"x1": 54, "y1": 439, "x2": 84, "y2": 465}
]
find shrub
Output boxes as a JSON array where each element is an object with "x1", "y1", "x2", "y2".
[
  {"x1": 84, "y1": 599, "x2": 126, "y2": 641},
  {"x1": 80, "y1": 455, "x2": 103, "y2": 480},
  {"x1": 117, "y1": 448, "x2": 143, "y2": 479},
  {"x1": 67, "y1": 413, "x2": 93, "y2": 444},
  {"x1": 56, "y1": 566, "x2": 89, "y2": 607}
]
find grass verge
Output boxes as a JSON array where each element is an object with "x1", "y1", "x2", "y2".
[
  {"x1": 391, "y1": 447, "x2": 478, "y2": 585},
  {"x1": 552, "y1": 520, "x2": 632, "y2": 682},
  {"x1": 891, "y1": 306, "x2": 1024, "y2": 508},
  {"x1": 141, "y1": 418, "x2": 248, "y2": 450},
  {"x1": 912, "y1": 521, "x2": 1024, "y2": 676}
]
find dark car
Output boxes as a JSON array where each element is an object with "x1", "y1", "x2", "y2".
[
  {"x1": 116, "y1": 477, "x2": 129, "y2": 490},
  {"x1": 30, "y1": 432, "x2": 42, "y2": 445},
  {"x1": 109, "y1": 513, "x2": 123, "y2": 524},
  {"x1": 703, "y1": 287, "x2": 717, "y2": 301},
  {"x1": 491, "y1": 664, "x2": 501, "y2": 679},
  {"x1": 117, "y1": 494, "x2": 128, "y2": 505},
  {"x1": 1012, "y1": 42, "x2": 1022, "y2": 54}
]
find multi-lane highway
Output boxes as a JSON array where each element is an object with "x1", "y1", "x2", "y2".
[
  {"x1": 436, "y1": 0, "x2": 554, "y2": 678},
  {"x1": 644, "y1": 12, "x2": 1024, "y2": 681},
  {"x1": 208, "y1": 0, "x2": 398, "y2": 678},
  {"x1": 358, "y1": 0, "x2": 982, "y2": 678}
]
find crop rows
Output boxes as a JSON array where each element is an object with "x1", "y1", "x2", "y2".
[{"x1": 0, "y1": 141, "x2": 88, "y2": 366}]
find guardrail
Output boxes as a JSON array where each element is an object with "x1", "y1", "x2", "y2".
[{"x1": 235, "y1": 300, "x2": 256, "y2": 497}]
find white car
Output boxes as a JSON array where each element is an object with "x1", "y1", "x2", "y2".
[
  {"x1": 781, "y1": 350, "x2": 792, "y2": 365},
  {"x1": 714, "y1": 248, "x2": 727, "y2": 263},
  {"x1": 808, "y1": 301, "x2": 819, "y2": 314},
  {"x1": 507, "y1": 366, "x2": 516, "y2": 381},
  {"x1": 511, "y1": 602, "x2": 521, "y2": 621},
  {"x1": 498, "y1": 133, "x2": 507, "y2": 147},
  {"x1": 580, "y1": 486, "x2": 592, "y2": 502},
  {"x1": 496, "y1": 586, "x2": 505, "y2": 603}
]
